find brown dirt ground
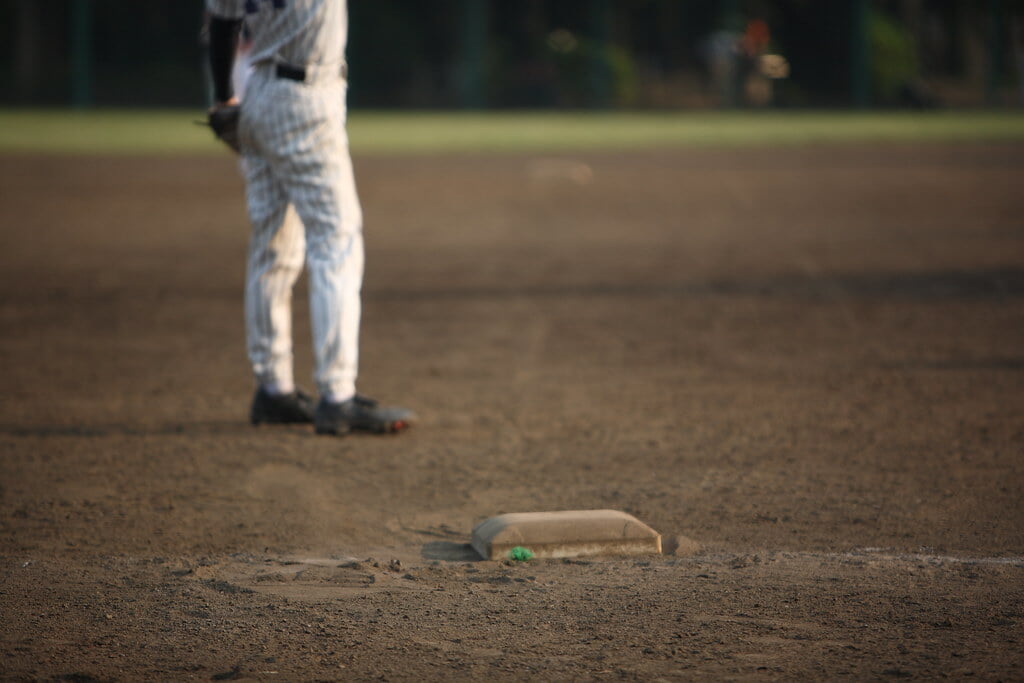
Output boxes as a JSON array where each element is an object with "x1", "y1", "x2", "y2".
[{"x1": 1, "y1": 143, "x2": 1022, "y2": 681}]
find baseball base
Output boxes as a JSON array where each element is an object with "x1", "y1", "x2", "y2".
[{"x1": 471, "y1": 509, "x2": 662, "y2": 561}]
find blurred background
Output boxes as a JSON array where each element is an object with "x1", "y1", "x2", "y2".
[{"x1": 1, "y1": 0, "x2": 1022, "y2": 111}]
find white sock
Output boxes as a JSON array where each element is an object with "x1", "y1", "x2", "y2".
[
  {"x1": 323, "y1": 391, "x2": 355, "y2": 405},
  {"x1": 263, "y1": 381, "x2": 295, "y2": 396}
]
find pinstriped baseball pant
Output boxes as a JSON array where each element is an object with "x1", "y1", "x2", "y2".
[{"x1": 239, "y1": 64, "x2": 363, "y2": 400}]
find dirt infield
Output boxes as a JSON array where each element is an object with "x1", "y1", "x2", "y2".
[{"x1": 1, "y1": 143, "x2": 1022, "y2": 680}]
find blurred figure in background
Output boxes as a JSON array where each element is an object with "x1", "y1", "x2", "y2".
[
  {"x1": 701, "y1": 16, "x2": 787, "y2": 108},
  {"x1": 703, "y1": 25, "x2": 741, "y2": 107},
  {"x1": 740, "y1": 18, "x2": 773, "y2": 107}
]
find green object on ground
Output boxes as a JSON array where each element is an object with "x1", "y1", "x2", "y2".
[{"x1": 509, "y1": 546, "x2": 534, "y2": 562}]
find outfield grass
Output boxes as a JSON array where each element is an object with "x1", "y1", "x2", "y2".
[{"x1": 0, "y1": 109, "x2": 1022, "y2": 155}]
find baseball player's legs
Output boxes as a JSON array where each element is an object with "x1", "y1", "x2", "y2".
[
  {"x1": 242, "y1": 159, "x2": 304, "y2": 394},
  {"x1": 286, "y1": 90, "x2": 363, "y2": 403},
  {"x1": 238, "y1": 68, "x2": 411, "y2": 433},
  {"x1": 243, "y1": 73, "x2": 363, "y2": 403},
  {"x1": 304, "y1": 212, "x2": 363, "y2": 403}
]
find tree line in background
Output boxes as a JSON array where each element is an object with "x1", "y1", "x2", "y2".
[{"x1": 1, "y1": 0, "x2": 1021, "y2": 109}]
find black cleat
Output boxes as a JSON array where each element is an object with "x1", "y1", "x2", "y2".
[
  {"x1": 250, "y1": 387, "x2": 316, "y2": 425},
  {"x1": 314, "y1": 395, "x2": 416, "y2": 435}
]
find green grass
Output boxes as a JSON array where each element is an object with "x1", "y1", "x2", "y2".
[{"x1": 0, "y1": 109, "x2": 1022, "y2": 155}]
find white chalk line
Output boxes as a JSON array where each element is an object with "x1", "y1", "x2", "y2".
[
  {"x1": 683, "y1": 548, "x2": 1024, "y2": 569},
  {"x1": 839, "y1": 548, "x2": 1024, "y2": 567}
]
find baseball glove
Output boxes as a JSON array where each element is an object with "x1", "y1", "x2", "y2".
[{"x1": 207, "y1": 104, "x2": 241, "y2": 153}]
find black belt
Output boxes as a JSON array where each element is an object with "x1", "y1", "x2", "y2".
[{"x1": 275, "y1": 62, "x2": 348, "y2": 82}]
